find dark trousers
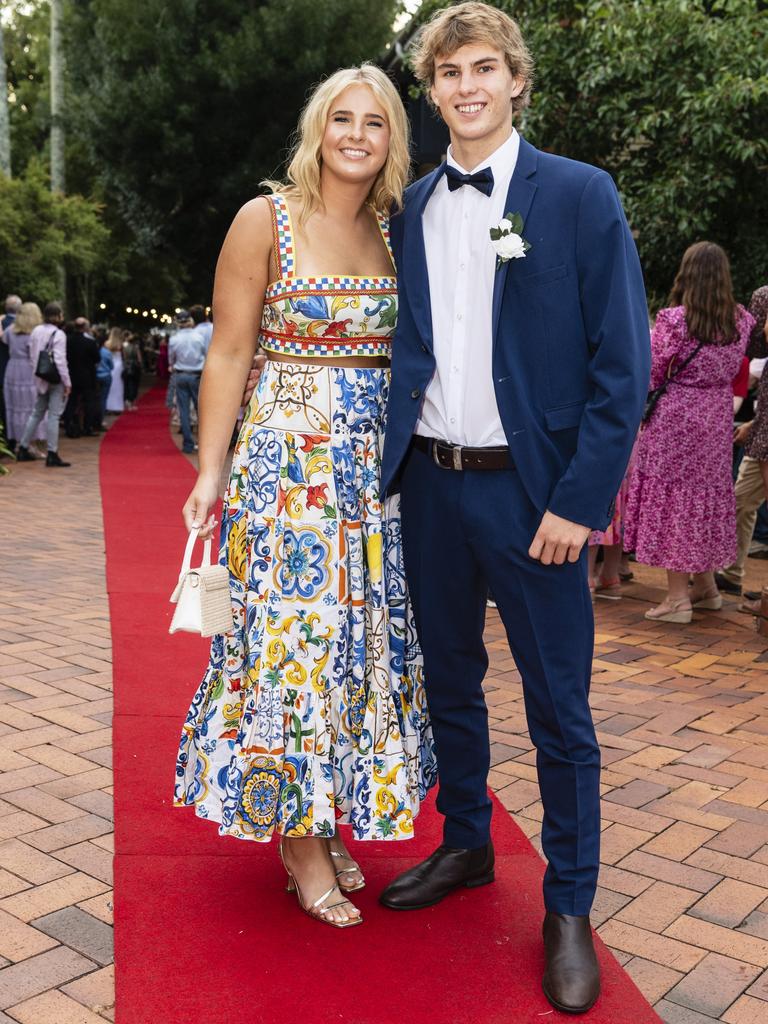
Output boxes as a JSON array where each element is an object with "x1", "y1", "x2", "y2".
[
  {"x1": 399, "y1": 444, "x2": 601, "y2": 916},
  {"x1": 64, "y1": 382, "x2": 100, "y2": 435}
]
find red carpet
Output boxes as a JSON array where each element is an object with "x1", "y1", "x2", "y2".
[{"x1": 103, "y1": 387, "x2": 661, "y2": 1024}]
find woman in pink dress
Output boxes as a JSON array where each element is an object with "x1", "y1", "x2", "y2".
[{"x1": 624, "y1": 242, "x2": 754, "y2": 623}]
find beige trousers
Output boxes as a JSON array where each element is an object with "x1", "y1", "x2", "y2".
[{"x1": 721, "y1": 456, "x2": 766, "y2": 583}]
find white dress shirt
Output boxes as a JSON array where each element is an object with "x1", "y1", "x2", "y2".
[{"x1": 417, "y1": 129, "x2": 520, "y2": 447}]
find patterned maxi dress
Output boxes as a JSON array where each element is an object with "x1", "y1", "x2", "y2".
[
  {"x1": 174, "y1": 194, "x2": 437, "y2": 842},
  {"x1": 624, "y1": 304, "x2": 754, "y2": 573}
]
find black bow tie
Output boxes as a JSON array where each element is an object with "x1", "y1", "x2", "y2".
[{"x1": 445, "y1": 164, "x2": 494, "y2": 197}]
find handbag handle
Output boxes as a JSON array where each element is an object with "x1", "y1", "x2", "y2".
[{"x1": 179, "y1": 525, "x2": 213, "y2": 577}]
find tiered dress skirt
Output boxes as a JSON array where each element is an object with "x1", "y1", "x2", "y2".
[{"x1": 174, "y1": 360, "x2": 436, "y2": 841}]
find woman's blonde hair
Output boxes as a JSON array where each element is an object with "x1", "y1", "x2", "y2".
[
  {"x1": 12, "y1": 302, "x2": 43, "y2": 335},
  {"x1": 263, "y1": 64, "x2": 410, "y2": 223},
  {"x1": 411, "y1": 1, "x2": 535, "y2": 117},
  {"x1": 105, "y1": 326, "x2": 125, "y2": 351}
]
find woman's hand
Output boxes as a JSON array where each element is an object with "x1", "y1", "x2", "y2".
[
  {"x1": 242, "y1": 351, "x2": 267, "y2": 406},
  {"x1": 182, "y1": 472, "x2": 221, "y2": 539},
  {"x1": 734, "y1": 421, "x2": 754, "y2": 447}
]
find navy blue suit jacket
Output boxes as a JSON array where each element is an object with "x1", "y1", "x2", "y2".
[{"x1": 381, "y1": 137, "x2": 651, "y2": 532}]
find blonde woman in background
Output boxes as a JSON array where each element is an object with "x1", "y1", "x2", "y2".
[
  {"x1": 105, "y1": 327, "x2": 125, "y2": 413},
  {"x1": 2, "y1": 302, "x2": 44, "y2": 451},
  {"x1": 172, "y1": 65, "x2": 436, "y2": 929}
]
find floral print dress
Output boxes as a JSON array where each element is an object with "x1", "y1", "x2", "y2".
[{"x1": 173, "y1": 194, "x2": 437, "y2": 842}]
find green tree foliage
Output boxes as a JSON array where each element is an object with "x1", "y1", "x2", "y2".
[
  {"x1": 65, "y1": 0, "x2": 401, "y2": 311},
  {"x1": 412, "y1": 0, "x2": 768, "y2": 306},
  {"x1": 0, "y1": 159, "x2": 109, "y2": 303}
]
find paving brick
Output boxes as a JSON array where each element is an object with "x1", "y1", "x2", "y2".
[
  {"x1": 76, "y1": 894, "x2": 112, "y2": 926},
  {"x1": 665, "y1": 915, "x2": 768, "y2": 967},
  {"x1": 741, "y1": 911, "x2": 768, "y2": 940},
  {"x1": 689, "y1": 878, "x2": 768, "y2": 929},
  {"x1": 619, "y1": 850, "x2": 722, "y2": 893},
  {"x1": 615, "y1": 880, "x2": 700, "y2": 931},
  {"x1": 0, "y1": 814, "x2": 46, "y2": 844},
  {"x1": 0, "y1": 872, "x2": 109, "y2": 924},
  {"x1": 665, "y1": 952, "x2": 762, "y2": 1018},
  {"x1": 61, "y1": 964, "x2": 114, "y2": 1014},
  {"x1": 0, "y1": 872, "x2": 29, "y2": 900},
  {"x1": 706, "y1": 821, "x2": 768, "y2": 857},
  {"x1": 38, "y1": 769, "x2": 112, "y2": 800},
  {"x1": 600, "y1": 823, "x2": 655, "y2": 865},
  {"x1": 22, "y1": 815, "x2": 112, "y2": 854},
  {"x1": 0, "y1": 908, "x2": 58, "y2": 962},
  {"x1": 0, "y1": 947, "x2": 94, "y2": 1009},
  {"x1": 640, "y1": 821, "x2": 716, "y2": 861},
  {"x1": 33, "y1": 907, "x2": 113, "y2": 966},
  {"x1": 723, "y1": 995, "x2": 768, "y2": 1023},
  {"x1": 6, "y1": 989, "x2": 107, "y2": 1024},
  {"x1": 53, "y1": 842, "x2": 112, "y2": 885},
  {"x1": 597, "y1": 920, "x2": 706, "y2": 972},
  {"x1": 1, "y1": 788, "x2": 86, "y2": 825},
  {"x1": 597, "y1": 863, "x2": 655, "y2": 898},
  {"x1": 0, "y1": 767, "x2": 61, "y2": 797},
  {"x1": 746, "y1": 967, "x2": 768, "y2": 1002},
  {"x1": 687, "y1": 847, "x2": 768, "y2": 889},
  {"x1": 655, "y1": 999, "x2": 741, "y2": 1024},
  {"x1": 623, "y1": 956, "x2": 684, "y2": 1004},
  {"x1": 0, "y1": 840, "x2": 74, "y2": 885}
]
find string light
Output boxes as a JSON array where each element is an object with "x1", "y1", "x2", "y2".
[{"x1": 99, "y1": 303, "x2": 106, "y2": 310}]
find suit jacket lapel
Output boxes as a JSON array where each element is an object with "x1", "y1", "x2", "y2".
[
  {"x1": 400, "y1": 163, "x2": 447, "y2": 351},
  {"x1": 492, "y1": 138, "x2": 539, "y2": 344}
]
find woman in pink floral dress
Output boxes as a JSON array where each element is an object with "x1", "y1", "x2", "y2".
[{"x1": 624, "y1": 242, "x2": 754, "y2": 623}]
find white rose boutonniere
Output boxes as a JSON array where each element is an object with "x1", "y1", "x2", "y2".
[{"x1": 490, "y1": 211, "x2": 531, "y2": 269}]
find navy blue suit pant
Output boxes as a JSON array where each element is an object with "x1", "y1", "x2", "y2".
[{"x1": 399, "y1": 445, "x2": 601, "y2": 916}]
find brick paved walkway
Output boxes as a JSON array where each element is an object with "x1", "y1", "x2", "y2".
[{"x1": 2, "y1": 425, "x2": 768, "y2": 1023}]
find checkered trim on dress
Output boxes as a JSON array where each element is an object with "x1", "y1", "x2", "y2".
[
  {"x1": 266, "y1": 277, "x2": 396, "y2": 298},
  {"x1": 260, "y1": 331, "x2": 390, "y2": 358},
  {"x1": 269, "y1": 194, "x2": 294, "y2": 278}
]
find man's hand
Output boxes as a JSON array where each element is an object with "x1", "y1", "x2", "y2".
[
  {"x1": 529, "y1": 510, "x2": 591, "y2": 565},
  {"x1": 242, "y1": 351, "x2": 266, "y2": 406}
]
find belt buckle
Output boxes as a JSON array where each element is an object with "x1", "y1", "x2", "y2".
[
  {"x1": 432, "y1": 440, "x2": 464, "y2": 470},
  {"x1": 452, "y1": 445, "x2": 463, "y2": 471}
]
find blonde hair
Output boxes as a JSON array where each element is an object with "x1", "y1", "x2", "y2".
[
  {"x1": 12, "y1": 302, "x2": 43, "y2": 335},
  {"x1": 263, "y1": 64, "x2": 410, "y2": 222},
  {"x1": 105, "y1": 326, "x2": 125, "y2": 352},
  {"x1": 411, "y1": 1, "x2": 535, "y2": 117}
]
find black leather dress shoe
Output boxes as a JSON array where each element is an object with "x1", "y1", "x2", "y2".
[
  {"x1": 542, "y1": 912, "x2": 601, "y2": 1014},
  {"x1": 379, "y1": 842, "x2": 494, "y2": 910},
  {"x1": 714, "y1": 571, "x2": 741, "y2": 596}
]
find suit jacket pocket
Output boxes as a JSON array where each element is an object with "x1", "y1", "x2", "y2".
[
  {"x1": 544, "y1": 400, "x2": 586, "y2": 431},
  {"x1": 517, "y1": 264, "x2": 568, "y2": 287}
]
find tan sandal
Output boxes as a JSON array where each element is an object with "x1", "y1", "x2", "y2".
[
  {"x1": 329, "y1": 848, "x2": 366, "y2": 892},
  {"x1": 645, "y1": 599, "x2": 692, "y2": 624},
  {"x1": 278, "y1": 842, "x2": 362, "y2": 929},
  {"x1": 690, "y1": 592, "x2": 723, "y2": 610}
]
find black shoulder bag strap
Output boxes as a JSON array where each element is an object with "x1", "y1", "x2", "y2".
[{"x1": 642, "y1": 340, "x2": 705, "y2": 423}]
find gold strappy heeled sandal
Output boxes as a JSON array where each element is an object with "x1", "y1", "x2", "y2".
[
  {"x1": 278, "y1": 843, "x2": 362, "y2": 929},
  {"x1": 329, "y1": 849, "x2": 366, "y2": 892}
]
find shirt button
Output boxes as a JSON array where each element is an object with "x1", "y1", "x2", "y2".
[
  {"x1": 450, "y1": 417, "x2": 456, "y2": 424},
  {"x1": 457, "y1": 313, "x2": 463, "y2": 321},
  {"x1": 460, "y1": 263, "x2": 466, "y2": 271},
  {"x1": 411, "y1": 388, "x2": 421, "y2": 399}
]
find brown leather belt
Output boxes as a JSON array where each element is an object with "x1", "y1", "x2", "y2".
[{"x1": 413, "y1": 435, "x2": 513, "y2": 471}]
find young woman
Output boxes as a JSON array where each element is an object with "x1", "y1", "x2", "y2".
[
  {"x1": 624, "y1": 242, "x2": 755, "y2": 623},
  {"x1": 173, "y1": 65, "x2": 436, "y2": 928},
  {"x1": 2, "y1": 302, "x2": 44, "y2": 451},
  {"x1": 105, "y1": 327, "x2": 125, "y2": 414}
]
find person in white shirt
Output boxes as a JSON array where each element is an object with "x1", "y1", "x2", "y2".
[
  {"x1": 16, "y1": 301, "x2": 73, "y2": 467},
  {"x1": 169, "y1": 311, "x2": 207, "y2": 453}
]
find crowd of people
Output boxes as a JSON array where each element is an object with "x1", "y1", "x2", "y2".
[
  {"x1": 0, "y1": 296, "x2": 213, "y2": 468},
  {"x1": 588, "y1": 244, "x2": 768, "y2": 623}
]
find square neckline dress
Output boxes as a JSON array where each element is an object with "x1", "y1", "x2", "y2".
[{"x1": 174, "y1": 194, "x2": 437, "y2": 842}]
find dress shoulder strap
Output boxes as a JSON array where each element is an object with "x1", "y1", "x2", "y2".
[
  {"x1": 375, "y1": 209, "x2": 396, "y2": 274},
  {"x1": 266, "y1": 193, "x2": 295, "y2": 279}
]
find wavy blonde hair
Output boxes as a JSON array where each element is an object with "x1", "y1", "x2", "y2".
[
  {"x1": 105, "y1": 326, "x2": 126, "y2": 352},
  {"x1": 12, "y1": 302, "x2": 43, "y2": 335},
  {"x1": 411, "y1": 1, "x2": 535, "y2": 117},
  {"x1": 264, "y1": 64, "x2": 410, "y2": 222}
]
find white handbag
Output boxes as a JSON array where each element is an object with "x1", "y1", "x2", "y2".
[{"x1": 169, "y1": 527, "x2": 232, "y2": 637}]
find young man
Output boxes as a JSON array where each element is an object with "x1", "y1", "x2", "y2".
[{"x1": 378, "y1": 3, "x2": 650, "y2": 1013}]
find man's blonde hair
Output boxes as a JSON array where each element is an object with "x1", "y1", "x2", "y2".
[
  {"x1": 411, "y1": 2, "x2": 534, "y2": 116},
  {"x1": 264, "y1": 64, "x2": 410, "y2": 223}
]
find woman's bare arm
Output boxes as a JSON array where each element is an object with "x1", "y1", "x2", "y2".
[{"x1": 182, "y1": 197, "x2": 272, "y2": 536}]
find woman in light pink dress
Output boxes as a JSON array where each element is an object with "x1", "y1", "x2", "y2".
[{"x1": 624, "y1": 242, "x2": 754, "y2": 623}]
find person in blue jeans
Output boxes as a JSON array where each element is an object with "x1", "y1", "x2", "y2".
[
  {"x1": 96, "y1": 336, "x2": 114, "y2": 426},
  {"x1": 169, "y1": 310, "x2": 206, "y2": 452}
]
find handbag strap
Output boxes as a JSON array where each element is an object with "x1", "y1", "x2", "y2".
[
  {"x1": 666, "y1": 340, "x2": 705, "y2": 383},
  {"x1": 180, "y1": 526, "x2": 213, "y2": 577}
]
